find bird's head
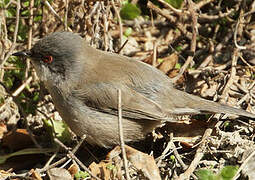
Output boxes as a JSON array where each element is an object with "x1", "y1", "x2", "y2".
[{"x1": 13, "y1": 32, "x2": 84, "y2": 83}]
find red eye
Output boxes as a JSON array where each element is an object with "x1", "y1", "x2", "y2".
[{"x1": 43, "y1": 56, "x2": 53, "y2": 63}]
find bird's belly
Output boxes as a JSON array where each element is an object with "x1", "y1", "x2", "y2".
[
  {"x1": 68, "y1": 107, "x2": 161, "y2": 148},
  {"x1": 47, "y1": 86, "x2": 161, "y2": 147}
]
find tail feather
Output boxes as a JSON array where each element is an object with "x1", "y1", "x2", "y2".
[
  {"x1": 174, "y1": 90, "x2": 255, "y2": 119},
  {"x1": 196, "y1": 98, "x2": 255, "y2": 119}
]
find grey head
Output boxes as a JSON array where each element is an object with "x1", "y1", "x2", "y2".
[{"x1": 13, "y1": 32, "x2": 84, "y2": 83}]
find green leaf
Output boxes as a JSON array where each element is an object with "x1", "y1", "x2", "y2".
[
  {"x1": 223, "y1": 121, "x2": 230, "y2": 129},
  {"x1": 158, "y1": 58, "x2": 164, "y2": 63},
  {"x1": 0, "y1": 97, "x2": 5, "y2": 105},
  {"x1": 32, "y1": 92, "x2": 40, "y2": 102},
  {"x1": 23, "y1": 1, "x2": 29, "y2": 7},
  {"x1": 4, "y1": 77, "x2": 13, "y2": 88},
  {"x1": 196, "y1": 169, "x2": 216, "y2": 180},
  {"x1": 0, "y1": 1, "x2": 4, "y2": 8},
  {"x1": 21, "y1": 9, "x2": 29, "y2": 16},
  {"x1": 219, "y1": 166, "x2": 238, "y2": 180},
  {"x1": 122, "y1": 0, "x2": 129, "y2": 6},
  {"x1": 34, "y1": 15, "x2": 42, "y2": 22},
  {"x1": 44, "y1": 119, "x2": 72, "y2": 144},
  {"x1": 175, "y1": 63, "x2": 181, "y2": 69},
  {"x1": 120, "y1": 3, "x2": 141, "y2": 20},
  {"x1": 196, "y1": 166, "x2": 239, "y2": 180},
  {"x1": 164, "y1": 0, "x2": 183, "y2": 9},
  {"x1": 5, "y1": 9, "x2": 14, "y2": 18},
  {"x1": 175, "y1": 45, "x2": 183, "y2": 52},
  {"x1": 170, "y1": 155, "x2": 176, "y2": 162},
  {"x1": 106, "y1": 163, "x2": 116, "y2": 170},
  {"x1": 74, "y1": 170, "x2": 90, "y2": 179},
  {"x1": 124, "y1": 27, "x2": 133, "y2": 37}
]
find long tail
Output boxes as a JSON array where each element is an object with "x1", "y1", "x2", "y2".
[
  {"x1": 172, "y1": 90, "x2": 255, "y2": 119},
  {"x1": 199, "y1": 99, "x2": 255, "y2": 119}
]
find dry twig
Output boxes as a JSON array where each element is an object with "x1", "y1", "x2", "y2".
[{"x1": 117, "y1": 89, "x2": 130, "y2": 180}]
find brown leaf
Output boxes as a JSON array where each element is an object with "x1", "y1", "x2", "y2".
[
  {"x1": 142, "y1": 53, "x2": 153, "y2": 65},
  {"x1": 48, "y1": 168, "x2": 72, "y2": 180},
  {"x1": 89, "y1": 161, "x2": 116, "y2": 180},
  {"x1": 168, "y1": 69, "x2": 185, "y2": 84},
  {"x1": 0, "y1": 170, "x2": 13, "y2": 179},
  {"x1": 157, "y1": 53, "x2": 178, "y2": 74},
  {"x1": 30, "y1": 169, "x2": 43, "y2": 180},
  {"x1": 2, "y1": 129, "x2": 34, "y2": 150},
  {"x1": 125, "y1": 146, "x2": 161, "y2": 180},
  {"x1": 0, "y1": 122, "x2": 7, "y2": 140},
  {"x1": 107, "y1": 145, "x2": 161, "y2": 180},
  {"x1": 68, "y1": 163, "x2": 79, "y2": 178}
]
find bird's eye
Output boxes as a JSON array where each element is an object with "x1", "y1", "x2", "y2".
[{"x1": 43, "y1": 56, "x2": 53, "y2": 64}]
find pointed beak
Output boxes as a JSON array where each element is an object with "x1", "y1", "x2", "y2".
[{"x1": 12, "y1": 50, "x2": 32, "y2": 57}]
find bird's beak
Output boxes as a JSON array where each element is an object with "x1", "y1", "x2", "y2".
[{"x1": 12, "y1": 50, "x2": 32, "y2": 57}]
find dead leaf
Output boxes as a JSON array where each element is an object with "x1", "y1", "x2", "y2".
[
  {"x1": 48, "y1": 168, "x2": 72, "y2": 180},
  {"x1": 2, "y1": 129, "x2": 34, "y2": 151},
  {"x1": 0, "y1": 170, "x2": 12, "y2": 179},
  {"x1": 68, "y1": 163, "x2": 79, "y2": 178},
  {"x1": 157, "y1": 53, "x2": 178, "y2": 74},
  {"x1": 0, "y1": 122, "x2": 7, "y2": 140},
  {"x1": 30, "y1": 169, "x2": 43, "y2": 180},
  {"x1": 168, "y1": 69, "x2": 185, "y2": 84},
  {"x1": 89, "y1": 161, "x2": 117, "y2": 180},
  {"x1": 142, "y1": 53, "x2": 153, "y2": 65},
  {"x1": 107, "y1": 145, "x2": 161, "y2": 180},
  {"x1": 125, "y1": 145, "x2": 161, "y2": 180}
]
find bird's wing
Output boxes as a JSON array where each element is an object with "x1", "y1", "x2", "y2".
[{"x1": 72, "y1": 82, "x2": 170, "y2": 121}]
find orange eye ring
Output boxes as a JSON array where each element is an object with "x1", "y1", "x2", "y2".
[{"x1": 43, "y1": 56, "x2": 53, "y2": 63}]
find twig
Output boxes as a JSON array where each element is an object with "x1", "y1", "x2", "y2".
[
  {"x1": 43, "y1": 0, "x2": 62, "y2": 22},
  {"x1": 152, "y1": 41, "x2": 157, "y2": 67},
  {"x1": 25, "y1": 0, "x2": 34, "y2": 79},
  {"x1": 0, "y1": 0, "x2": 20, "y2": 68},
  {"x1": 117, "y1": 89, "x2": 130, "y2": 180},
  {"x1": 12, "y1": 76, "x2": 33, "y2": 97},
  {"x1": 178, "y1": 127, "x2": 213, "y2": 179},
  {"x1": 234, "y1": 20, "x2": 246, "y2": 50},
  {"x1": 219, "y1": 49, "x2": 238, "y2": 103},
  {"x1": 157, "y1": 0, "x2": 183, "y2": 16},
  {"x1": 54, "y1": 138, "x2": 101, "y2": 180},
  {"x1": 117, "y1": 39, "x2": 128, "y2": 54},
  {"x1": 195, "y1": 0, "x2": 215, "y2": 10},
  {"x1": 36, "y1": 135, "x2": 86, "y2": 174},
  {"x1": 64, "y1": 0, "x2": 69, "y2": 31},
  {"x1": 239, "y1": 55, "x2": 253, "y2": 68},
  {"x1": 233, "y1": 150, "x2": 255, "y2": 180},
  {"x1": 87, "y1": 1, "x2": 100, "y2": 18},
  {"x1": 172, "y1": 0, "x2": 198, "y2": 83},
  {"x1": 43, "y1": 0, "x2": 71, "y2": 31},
  {"x1": 42, "y1": 151, "x2": 58, "y2": 170},
  {"x1": 199, "y1": 8, "x2": 236, "y2": 21},
  {"x1": 102, "y1": 2, "x2": 109, "y2": 51},
  {"x1": 111, "y1": 0, "x2": 124, "y2": 54},
  {"x1": 156, "y1": 137, "x2": 174, "y2": 166},
  {"x1": 169, "y1": 133, "x2": 188, "y2": 170},
  {"x1": 147, "y1": 1, "x2": 192, "y2": 40}
]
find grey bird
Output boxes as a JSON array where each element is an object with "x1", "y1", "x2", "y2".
[{"x1": 13, "y1": 32, "x2": 255, "y2": 148}]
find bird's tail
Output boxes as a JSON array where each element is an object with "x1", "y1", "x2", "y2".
[
  {"x1": 173, "y1": 90, "x2": 255, "y2": 120},
  {"x1": 199, "y1": 99, "x2": 255, "y2": 119}
]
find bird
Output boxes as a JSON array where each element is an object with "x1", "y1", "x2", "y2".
[{"x1": 13, "y1": 31, "x2": 255, "y2": 148}]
